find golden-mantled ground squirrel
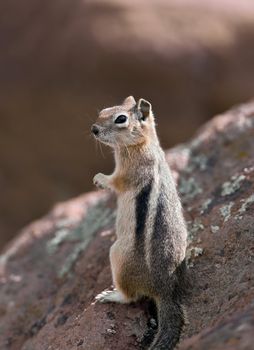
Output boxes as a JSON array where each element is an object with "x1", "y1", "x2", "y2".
[{"x1": 91, "y1": 96, "x2": 187, "y2": 350}]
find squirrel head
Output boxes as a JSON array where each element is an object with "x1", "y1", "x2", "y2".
[{"x1": 91, "y1": 96, "x2": 156, "y2": 148}]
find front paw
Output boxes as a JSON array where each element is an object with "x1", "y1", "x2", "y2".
[{"x1": 93, "y1": 173, "x2": 108, "y2": 189}]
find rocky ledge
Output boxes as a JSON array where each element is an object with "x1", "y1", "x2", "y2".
[{"x1": 0, "y1": 102, "x2": 254, "y2": 350}]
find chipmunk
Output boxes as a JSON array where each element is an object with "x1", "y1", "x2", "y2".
[{"x1": 91, "y1": 96, "x2": 188, "y2": 350}]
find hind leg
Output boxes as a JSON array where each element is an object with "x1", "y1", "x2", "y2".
[
  {"x1": 95, "y1": 289, "x2": 130, "y2": 304},
  {"x1": 95, "y1": 242, "x2": 132, "y2": 304},
  {"x1": 95, "y1": 242, "x2": 138, "y2": 304}
]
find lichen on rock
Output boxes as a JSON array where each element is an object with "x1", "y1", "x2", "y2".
[
  {"x1": 1, "y1": 102, "x2": 254, "y2": 349},
  {"x1": 179, "y1": 177, "x2": 203, "y2": 201},
  {"x1": 234, "y1": 193, "x2": 254, "y2": 221},
  {"x1": 220, "y1": 202, "x2": 234, "y2": 222},
  {"x1": 210, "y1": 225, "x2": 220, "y2": 234},
  {"x1": 47, "y1": 200, "x2": 116, "y2": 277},
  {"x1": 221, "y1": 174, "x2": 246, "y2": 197},
  {"x1": 187, "y1": 220, "x2": 205, "y2": 241}
]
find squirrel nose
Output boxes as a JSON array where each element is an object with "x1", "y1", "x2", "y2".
[{"x1": 91, "y1": 125, "x2": 99, "y2": 136}]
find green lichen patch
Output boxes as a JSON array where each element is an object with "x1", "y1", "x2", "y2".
[
  {"x1": 185, "y1": 154, "x2": 208, "y2": 173},
  {"x1": 221, "y1": 174, "x2": 246, "y2": 197},
  {"x1": 177, "y1": 149, "x2": 208, "y2": 201},
  {"x1": 235, "y1": 194, "x2": 254, "y2": 220},
  {"x1": 186, "y1": 246, "x2": 204, "y2": 267},
  {"x1": 187, "y1": 219, "x2": 205, "y2": 241},
  {"x1": 220, "y1": 202, "x2": 234, "y2": 222},
  {"x1": 200, "y1": 198, "x2": 213, "y2": 214},
  {"x1": 238, "y1": 194, "x2": 254, "y2": 214},
  {"x1": 47, "y1": 200, "x2": 116, "y2": 277},
  {"x1": 47, "y1": 229, "x2": 70, "y2": 254},
  {"x1": 179, "y1": 177, "x2": 203, "y2": 201},
  {"x1": 192, "y1": 247, "x2": 204, "y2": 257},
  {"x1": 210, "y1": 225, "x2": 220, "y2": 234}
]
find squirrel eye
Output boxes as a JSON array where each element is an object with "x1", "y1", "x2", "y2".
[{"x1": 115, "y1": 115, "x2": 127, "y2": 124}]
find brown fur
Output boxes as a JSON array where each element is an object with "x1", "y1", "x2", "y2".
[
  {"x1": 92, "y1": 96, "x2": 188, "y2": 350},
  {"x1": 111, "y1": 175, "x2": 128, "y2": 193}
]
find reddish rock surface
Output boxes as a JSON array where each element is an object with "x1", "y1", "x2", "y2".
[
  {"x1": 0, "y1": 102, "x2": 254, "y2": 349},
  {"x1": 1, "y1": 0, "x2": 254, "y2": 247}
]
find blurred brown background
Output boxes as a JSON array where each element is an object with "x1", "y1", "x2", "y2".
[{"x1": 1, "y1": 0, "x2": 254, "y2": 249}]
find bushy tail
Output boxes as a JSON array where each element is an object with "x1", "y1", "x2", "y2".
[
  {"x1": 149, "y1": 260, "x2": 188, "y2": 350},
  {"x1": 148, "y1": 297, "x2": 185, "y2": 350}
]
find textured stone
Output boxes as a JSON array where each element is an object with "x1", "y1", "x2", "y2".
[{"x1": 0, "y1": 102, "x2": 254, "y2": 349}]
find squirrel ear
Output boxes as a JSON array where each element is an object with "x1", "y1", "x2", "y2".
[
  {"x1": 122, "y1": 96, "x2": 136, "y2": 107},
  {"x1": 137, "y1": 98, "x2": 152, "y2": 120}
]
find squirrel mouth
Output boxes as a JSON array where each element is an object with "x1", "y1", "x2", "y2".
[{"x1": 93, "y1": 133, "x2": 112, "y2": 147}]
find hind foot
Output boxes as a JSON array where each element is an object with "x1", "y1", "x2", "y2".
[{"x1": 95, "y1": 289, "x2": 129, "y2": 304}]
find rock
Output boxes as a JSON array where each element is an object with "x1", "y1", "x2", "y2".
[
  {"x1": 2, "y1": 0, "x2": 254, "y2": 247},
  {"x1": 180, "y1": 304, "x2": 254, "y2": 350},
  {"x1": 0, "y1": 102, "x2": 254, "y2": 349}
]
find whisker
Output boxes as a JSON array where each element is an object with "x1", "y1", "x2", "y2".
[
  {"x1": 98, "y1": 140, "x2": 105, "y2": 158},
  {"x1": 95, "y1": 138, "x2": 99, "y2": 155},
  {"x1": 113, "y1": 135, "x2": 120, "y2": 154},
  {"x1": 83, "y1": 131, "x2": 93, "y2": 138}
]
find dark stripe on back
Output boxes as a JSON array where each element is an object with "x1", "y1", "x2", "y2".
[
  {"x1": 153, "y1": 190, "x2": 168, "y2": 240},
  {"x1": 135, "y1": 180, "x2": 153, "y2": 249},
  {"x1": 151, "y1": 184, "x2": 187, "y2": 299},
  {"x1": 151, "y1": 186, "x2": 173, "y2": 283}
]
